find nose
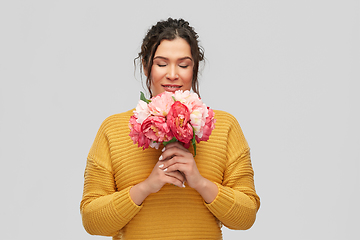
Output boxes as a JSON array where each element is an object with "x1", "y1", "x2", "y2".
[{"x1": 166, "y1": 65, "x2": 179, "y2": 80}]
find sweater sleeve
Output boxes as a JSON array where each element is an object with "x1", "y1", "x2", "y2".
[
  {"x1": 205, "y1": 114, "x2": 260, "y2": 230},
  {"x1": 80, "y1": 118, "x2": 142, "y2": 236}
]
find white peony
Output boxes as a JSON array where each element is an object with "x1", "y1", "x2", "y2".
[{"x1": 134, "y1": 100, "x2": 150, "y2": 124}]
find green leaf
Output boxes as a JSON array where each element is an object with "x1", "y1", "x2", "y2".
[
  {"x1": 140, "y1": 91, "x2": 150, "y2": 104},
  {"x1": 163, "y1": 137, "x2": 178, "y2": 146},
  {"x1": 172, "y1": 96, "x2": 176, "y2": 102},
  {"x1": 191, "y1": 126, "x2": 197, "y2": 156}
]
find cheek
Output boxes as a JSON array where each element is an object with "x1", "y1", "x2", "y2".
[
  {"x1": 150, "y1": 67, "x2": 164, "y2": 83},
  {"x1": 182, "y1": 69, "x2": 193, "y2": 84},
  {"x1": 149, "y1": 67, "x2": 164, "y2": 95}
]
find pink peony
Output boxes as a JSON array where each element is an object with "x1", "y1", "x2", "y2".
[
  {"x1": 196, "y1": 108, "x2": 216, "y2": 142},
  {"x1": 173, "y1": 90, "x2": 202, "y2": 112},
  {"x1": 148, "y1": 92, "x2": 174, "y2": 117},
  {"x1": 167, "y1": 101, "x2": 193, "y2": 144},
  {"x1": 141, "y1": 116, "x2": 173, "y2": 143},
  {"x1": 129, "y1": 115, "x2": 150, "y2": 149},
  {"x1": 173, "y1": 90, "x2": 208, "y2": 137}
]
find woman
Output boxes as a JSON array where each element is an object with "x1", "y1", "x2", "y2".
[{"x1": 80, "y1": 18, "x2": 260, "y2": 240}]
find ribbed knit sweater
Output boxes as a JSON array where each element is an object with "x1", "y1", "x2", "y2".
[{"x1": 80, "y1": 109, "x2": 260, "y2": 240}]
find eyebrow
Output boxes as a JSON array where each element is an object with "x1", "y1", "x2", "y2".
[{"x1": 153, "y1": 56, "x2": 193, "y2": 61}]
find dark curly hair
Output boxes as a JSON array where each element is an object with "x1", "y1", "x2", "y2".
[{"x1": 136, "y1": 18, "x2": 204, "y2": 98}]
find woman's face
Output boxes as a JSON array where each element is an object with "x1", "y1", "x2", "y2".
[{"x1": 148, "y1": 38, "x2": 194, "y2": 97}]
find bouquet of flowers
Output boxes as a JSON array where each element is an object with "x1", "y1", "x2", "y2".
[{"x1": 129, "y1": 90, "x2": 216, "y2": 156}]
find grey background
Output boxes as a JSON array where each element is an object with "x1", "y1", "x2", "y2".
[{"x1": 0, "y1": 0, "x2": 359, "y2": 239}]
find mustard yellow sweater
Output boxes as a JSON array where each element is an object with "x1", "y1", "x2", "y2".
[{"x1": 81, "y1": 109, "x2": 260, "y2": 240}]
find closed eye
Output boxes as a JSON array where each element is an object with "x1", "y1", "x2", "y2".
[{"x1": 179, "y1": 65, "x2": 189, "y2": 69}]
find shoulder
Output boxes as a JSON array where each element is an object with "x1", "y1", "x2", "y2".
[
  {"x1": 213, "y1": 109, "x2": 236, "y2": 119},
  {"x1": 98, "y1": 109, "x2": 135, "y2": 132},
  {"x1": 212, "y1": 109, "x2": 247, "y2": 139},
  {"x1": 102, "y1": 109, "x2": 134, "y2": 124},
  {"x1": 213, "y1": 110, "x2": 240, "y2": 128},
  {"x1": 212, "y1": 110, "x2": 249, "y2": 150}
]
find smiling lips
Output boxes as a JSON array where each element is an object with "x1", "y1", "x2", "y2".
[{"x1": 162, "y1": 85, "x2": 182, "y2": 92}]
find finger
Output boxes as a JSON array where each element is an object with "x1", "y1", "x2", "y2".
[
  {"x1": 164, "y1": 171, "x2": 186, "y2": 188},
  {"x1": 164, "y1": 170, "x2": 185, "y2": 182},
  {"x1": 163, "y1": 142, "x2": 188, "y2": 152},
  {"x1": 162, "y1": 162, "x2": 188, "y2": 174},
  {"x1": 159, "y1": 157, "x2": 188, "y2": 172},
  {"x1": 158, "y1": 159, "x2": 186, "y2": 174},
  {"x1": 159, "y1": 147, "x2": 191, "y2": 162},
  {"x1": 159, "y1": 160, "x2": 186, "y2": 176}
]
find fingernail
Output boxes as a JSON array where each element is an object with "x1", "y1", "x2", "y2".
[
  {"x1": 159, "y1": 164, "x2": 164, "y2": 168},
  {"x1": 159, "y1": 155, "x2": 163, "y2": 160},
  {"x1": 162, "y1": 147, "x2": 166, "y2": 152},
  {"x1": 182, "y1": 182, "x2": 186, "y2": 188},
  {"x1": 163, "y1": 168, "x2": 167, "y2": 172}
]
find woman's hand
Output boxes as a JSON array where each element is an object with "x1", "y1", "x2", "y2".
[
  {"x1": 144, "y1": 157, "x2": 186, "y2": 193},
  {"x1": 129, "y1": 148, "x2": 186, "y2": 205},
  {"x1": 158, "y1": 142, "x2": 204, "y2": 190},
  {"x1": 159, "y1": 142, "x2": 219, "y2": 203},
  {"x1": 130, "y1": 141, "x2": 218, "y2": 205}
]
